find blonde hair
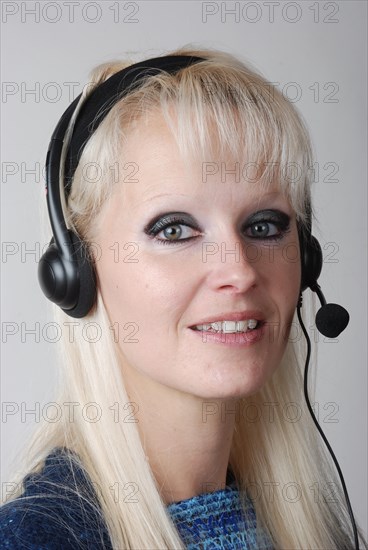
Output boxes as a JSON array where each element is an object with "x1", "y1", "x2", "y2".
[{"x1": 4, "y1": 45, "x2": 367, "y2": 549}]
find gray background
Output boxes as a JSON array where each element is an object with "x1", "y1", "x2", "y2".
[{"x1": 1, "y1": 0, "x2": 367, "y2": 536}]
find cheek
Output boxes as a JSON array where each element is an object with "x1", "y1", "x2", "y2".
[
  {"x1": 95, "y1": 250, "x2": 190, "y2": 328},
  {"x1": 263, "y1": 241, "x2": 301, "y2": 311},
  {"x1": 277, "y1": 245, "x2": 302, "y2": 328},
  {"x1": 275, "y1": 235, "x2": 301, "y2": 287},
  {"x1": 282, "y1": 249, "x2": 301, "y2": 295},
  {"x1": 94, "y1": 252, "x2": 194, "y2": 385}
]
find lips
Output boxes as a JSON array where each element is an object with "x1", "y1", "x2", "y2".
[
  {"x1": 189, "y1": 321, "x2": 266, "y2": 346},
  {"x1": 188, "y1": 310, "x2": 265, "y2": 328}
]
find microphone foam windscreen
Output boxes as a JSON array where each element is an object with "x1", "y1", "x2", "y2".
[{"x1": 315, "y1": 304, "x2": 350, "y2": 338}]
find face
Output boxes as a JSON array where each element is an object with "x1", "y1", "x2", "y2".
[{"x1": 93, "y1": 111, "x2": 301, "y2": 401}]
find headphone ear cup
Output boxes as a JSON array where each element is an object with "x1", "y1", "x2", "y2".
[
  {"x1": 38, "y1": 236, "x2": 69, "y2": 303},
  {"x1": 300, "y1": 231, "x2": 323, "y2": 292},
  {"x1": 63, "y1": 231, "x2": 97, "y2": 318},
  {"x1": 38, "y1": 231, "x2": 97, "y2": 318}
]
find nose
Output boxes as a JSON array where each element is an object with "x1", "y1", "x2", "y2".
[{"x1": 203, "y1": 230, "x2": 259, "y2": 293}]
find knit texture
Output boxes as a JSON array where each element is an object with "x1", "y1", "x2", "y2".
[
  {"x1": 167, "y1": 471, "x2": 274, "y2": 550},
  {"x1": 0, "y1": 447, "x2": 274, "y2": 549},
  {"x1": 0, "y1": 447, "x2": 112, "y2": 549}
]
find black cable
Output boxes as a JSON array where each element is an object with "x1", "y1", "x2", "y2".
[{"x1": 296, "y1": 297, "x2": 359, "y2": 549}]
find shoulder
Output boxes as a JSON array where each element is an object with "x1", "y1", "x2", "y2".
[{"x1": 0, "y1": 447, "x2": 112, "y2": 549}]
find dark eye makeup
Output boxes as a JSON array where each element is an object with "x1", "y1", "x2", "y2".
[{"x1": 144, "y1": 209, "x2": 291, "y2": 246}]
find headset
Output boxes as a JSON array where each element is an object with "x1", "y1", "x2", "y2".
[{"x1": 37, "y1": 54, "x2": 358, "y2": 548}]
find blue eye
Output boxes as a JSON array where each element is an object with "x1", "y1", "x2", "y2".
[
  {"x1": 246, "y1": 221, "x2": 281, "y2": 239},
  {"x1": 150, "y1": 219, "x2": 200, "y2": 246},
  {"x1": 244, "y1": 211, "x2": 291, "y2": 241}
]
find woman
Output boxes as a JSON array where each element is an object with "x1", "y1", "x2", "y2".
[{"x1": 1, "y1": 46, "x2": 367, "y2": 549}]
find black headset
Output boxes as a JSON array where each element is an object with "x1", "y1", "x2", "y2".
[{"x1": 37, "y1": 54, "x2": 358, "y2": 548}]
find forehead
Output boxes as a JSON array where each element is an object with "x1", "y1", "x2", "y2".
[{"x1": 119, "y1": 111, "x2": 286, "y2": 206}]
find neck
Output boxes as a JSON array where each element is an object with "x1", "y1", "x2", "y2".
[{"x1": 121, "y1": 360, "x2": 237, "y2": 505}]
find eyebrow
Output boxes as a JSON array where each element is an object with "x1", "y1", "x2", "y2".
[
  {"x1": 142, "y1": 193, "x2": 189, "y2": 203},
  {"x1": 142, "y1": 190, "x2": 282, "y2": 203}
]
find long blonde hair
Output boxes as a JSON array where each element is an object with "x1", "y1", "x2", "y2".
[{"x1": 4, "y1": 45, "x2": 367, "y2": 549}]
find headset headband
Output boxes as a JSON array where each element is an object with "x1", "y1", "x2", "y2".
[{"x1": 64, "y1": 55, "x2": 205, "y2": 195}]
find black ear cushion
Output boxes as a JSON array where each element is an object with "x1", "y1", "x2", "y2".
[
  {"x1": 61, "y1": 231, "x2": 97, "y2": 318},
  {"x1": 308, "y1": 235, "x2": 323, "y2": 284},
  {"x1": 299, "y1": 229, "x2": 323, "y2": 292}
]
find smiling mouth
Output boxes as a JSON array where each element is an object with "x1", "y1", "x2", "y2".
[{"x1": 189, "y1": 320, "x2": 265, "y2": 333}]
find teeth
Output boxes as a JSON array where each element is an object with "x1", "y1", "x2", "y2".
[{"x1": 193, "y1": 320, "x2": 259, "y2": 333}]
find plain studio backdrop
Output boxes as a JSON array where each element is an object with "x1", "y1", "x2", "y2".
[{"x1": 1, "y1": 0, "x2": 367, "y2": 539}]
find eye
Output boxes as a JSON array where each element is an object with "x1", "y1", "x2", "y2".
[
  {"x1": 145, "y1": 215, "x2": 201, "y2": 246},
  {"x1": 155, "y1": 222, "x2": 200, "y2": 245},
  {"x1": 244, "y1": 211, "x2": 291, "y2": 242},
  {"x1": 246, "y1": 221, "x2": 281, "y2": 239}
]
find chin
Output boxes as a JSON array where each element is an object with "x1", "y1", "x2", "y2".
[{"x1": 190, "y1": 375, "x2": 268, "y2": 401}]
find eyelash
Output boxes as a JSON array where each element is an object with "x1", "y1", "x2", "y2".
[{"x1": 148, "y1": 215, "x2": 291, "y2": 246}]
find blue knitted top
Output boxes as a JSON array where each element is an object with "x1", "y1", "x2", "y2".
[{"x1": 0, "y1": 447, "x2": 274, "y2": 549}]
